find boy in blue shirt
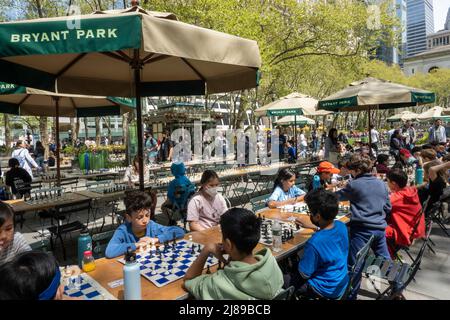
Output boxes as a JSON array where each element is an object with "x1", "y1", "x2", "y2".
[
  {"x1": 336, "y1": 153, "x2": 391, "y2": 299},
  {"x1": 105, "y1": 190, "x2": 185, "y2": 258},
  {"x1": 284, "y1": 189, "x2": 349, "y2": 299}
]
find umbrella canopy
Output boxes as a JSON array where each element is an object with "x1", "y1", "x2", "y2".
[
  {"x1": 417, "y1": 106, "x2": 445, "y2": 121},
  {"x1": 0, "y1": 82, "x2": 135, "y2": 117},
  {"x1": 0, "y1": 6, "x2": 261, "y2": 97},
  {"x1": 275, "y1": 115, "x2": 315, "y2": 126},
  {"x1": 386, "y1": 110, "x2": 419, "y2": 123},
  {"x1": 254, "y1": 93, "x2": 319, "y2": 117},
  {"x1": 0, "y1": 5, "x2": 261, "y2": 189},
  {"x1": 318, "y1": 77, "x2": 435, "y2": 112}
]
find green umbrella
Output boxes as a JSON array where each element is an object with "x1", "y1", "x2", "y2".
[
  {"x1": 318, "y1": 77, "x2": 435, "y2": 149},
  {"x1": 0, "y1": 82, "x2": 135, "y2": 185},
  {"x1": 0, "y1": 4, "x2": 261, "y2": 189}
]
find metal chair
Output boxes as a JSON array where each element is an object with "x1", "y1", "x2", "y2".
[
  {"x1": 250, "y1": 194, "x2": 270, "y2": 213},
  {"x1": 92, "y1": 229, "x2": 115, "y2": 259}
]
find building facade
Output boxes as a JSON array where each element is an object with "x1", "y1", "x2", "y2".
[{"x1": 406, "y1": 0, "x2": 434, "y2": 57}]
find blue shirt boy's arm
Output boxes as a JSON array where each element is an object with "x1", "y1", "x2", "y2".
[
  {"x1": 298, "y1": 242, "x2": 319, "y2": 279},
  {"x1": 105, "y1": 227, "x2": 136, "y2": 258},
  {"x1": 151, "y1": 222, "x2": 185, "y2": 243}
]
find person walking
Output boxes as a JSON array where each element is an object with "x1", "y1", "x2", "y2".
[{"x1": 11, "y1": 140, "x2": 40, "y2": 179}]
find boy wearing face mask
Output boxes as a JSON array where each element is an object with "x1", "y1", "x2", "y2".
[
  {"x1": 187, "y1": 170, "x2": 228, "y2": 232},
  {"x1": 284, "y1": 189, "x2": 349, "y2": 299}
]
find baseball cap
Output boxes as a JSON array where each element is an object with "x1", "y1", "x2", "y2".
[
  {"x1": 317, "y1": 161, "x2": 340, "y2": 174},
  {"x1": 399, "y1": 149, "x2": 412, "y2": 158}
]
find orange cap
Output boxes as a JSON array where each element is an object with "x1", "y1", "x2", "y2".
[{"x1": 317, "y1": 161, "x2": 340, "y2": 174}]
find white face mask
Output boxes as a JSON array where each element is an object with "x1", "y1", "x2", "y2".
[{"x1": 204, "y1": 186, "x2": 218, "y2": 198}]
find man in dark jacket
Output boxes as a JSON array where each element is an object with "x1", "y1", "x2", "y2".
[{"x1": 5, "y1": 158, "x2": 32, "y2": 199}]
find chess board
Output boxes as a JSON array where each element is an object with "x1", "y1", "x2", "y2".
[
  {"x1": 279, "y1": 203, "x2": 351, "y2": 219},
  {"x1": 117, "y1": 240, "x2": 219, "y2": 288},
  {"x1": 63, "y1": 272, "x2": 116, "y2": 300},
  {"x1": 259, "y1": 218, "x2": 301, "y2": 246},
  {"x1": 90, "y1": 184, "x2": 132, "y2": 194}
]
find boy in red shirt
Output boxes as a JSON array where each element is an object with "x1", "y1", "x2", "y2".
[{"x1": 385, "y1": 169, "x2": 425, "y2": 258}]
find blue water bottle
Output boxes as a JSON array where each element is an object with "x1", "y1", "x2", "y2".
[
  {"x1": 84, "y1": 152, "x2": 90, "y2": 174},
  {"x1": 77, "y1": 228, "x2": 92, "y2": 268},
  {"x1": 313, "y1": 175, "x2": 321, "y2": 190},
  {"x1": 123, "y1": 247, "x2": 142, "y2": 300},
  {"x1": 415, "y1": 165, "x2": 424, "y2": 186}
]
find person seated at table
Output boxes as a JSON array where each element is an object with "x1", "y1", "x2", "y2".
[
  {"x1": 331, "y1": 157, "x2": 353, "y2": 185},
  {"x1": 391, "y1": 149, "x2": 415, "y2": 172},
  {"x1": 335, "y1": 153, "x2": 391, "y2": 300},
  {"x1": 186, "y1": 170, "x2": 228, "y2": 232},
  {"x1": 123, "y1": 155, "x2": 150, "y2": 187},
  {"x1": 417, "y1": 159, "x2": 447, "y2": 215},
  {"x1": 47, "y1": 151, "x2": 56, "y2": 167},
  {"x1": 286, "y1": 140, "x2": 296, "y2": 163},
  {"x1": 184, "y1": 207, "x2": 283, "y2": 300},
  {"x1": 105, "y1": 190, "x2": 185, "y2": 258},
  {"x1": 411, "y1": 146, "x2": 422, "y2": 160},
  {"x1": 161, "y1": 162, "x2": 196, "y2": 225},
  {"x1": 385, "y1": 169, "x2": 425, "y2": 258},
  {"x1": 4, "y1": 158, "x2": 32, "y2": 199},
  {"x1": 420, "y1": 148, "x2": 438, "y2": 164},
  {"x1": 284, "y1": 189, "x2": 349, "y2": 300},
  {"x1": 266, "y1": 169, "x2": 306, "y2": 209},
  {"x1": 0, "y1": 202, "x2": 31, "y2": 266},
  {"x1": 306, "y1": 161, "x2": 340, "y2": 192},
  {"x1": 375, "y1": 154, "x2": 390, "y2": 175},
  {"x1": 0, "y1": 251, "x2": 72, "y2": 300}
]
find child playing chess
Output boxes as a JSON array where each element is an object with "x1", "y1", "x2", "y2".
[
  {"x1": 0, "y1": 251, "x2": 72, "y2": 300},
  {"x1": 105, "y1": 190, "x2": 185, "y2": 258},
  {"x1": 306, "y1": 161, "x2": 341, "y2": 192},
  {"x1": 0, "y1": 202, "x2": 31, "y2": 266},
  {"x1": 183, "y1": 208, "x2": 284, "y2": 300},
  {"x1": 267, "y1": 169, "x2": 306, "y2": 209},
  {"x1": 284, "y1": 189, "x2": 349, "y2": 299}
]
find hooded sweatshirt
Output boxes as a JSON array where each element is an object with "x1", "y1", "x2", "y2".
[
  {"x1": 386, "y1": 186, "x2": 425, "y2": 252},
  {"x1": 336, "y1": 173, "x2": 391, "y2": 230},
  {"x1": 184, "y1": 248, "x2": 284, "y2": 300},
  {"x1": 167, "y1": 162, "x2": 194, "y2": 207}
]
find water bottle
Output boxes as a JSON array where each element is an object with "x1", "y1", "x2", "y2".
[
  {"x1": 272, "y1": 220, "x2": 282, "y2": 252},
  {"x1": 84, "y1": 152, "x2": 90, "y2": 174},
  {"x1": 123, "y1": 247, "x2": 142, "y2": 300},
  {"x1": 415, "y1": 165, "x2": 424, "y2": 186},
  {"x1": 313, "y1": 175, "x2": 321, "y2": 190},
  {"x1": 77, "y1": 229, "x2": 92, "y2": 268}
]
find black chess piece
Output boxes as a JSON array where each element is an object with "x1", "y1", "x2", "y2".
[
  {"x1": 197, "y1": 245, "x2": 201, "y2": 253},
  {"x1": 206, "y1": 265, "x2": 211, "y2": 274},
  {"x1": 191, "y1": 244, "x2": 195, "y2": 255}
]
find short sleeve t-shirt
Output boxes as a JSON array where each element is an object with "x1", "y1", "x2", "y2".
[
  {"x1": 187, "y1": 193, "x2": 228, "y2": 229},
  {"x1": 298, "y1": 221, "x2": 349, "y2": 299},
  {"x1": 5, "y1": 167, "x2": 32, "y2": 195},
  {"x1": 0, "y1": 232, "x2": 32, "y2": 265},
  {"x1": 267, "y1": 186, "x2": 306, "y2": 204}
]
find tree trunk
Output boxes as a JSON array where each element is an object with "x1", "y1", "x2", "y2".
[
  {"x1": 95, "y1": 117, "x2": 101, "y2": 145},
  {"x1": 39, "y1": 117, "x2": 49, "y2": 158},
  {"x1": 123, "y1": 113, "x2": 130, "y2": 165},
  {"x1": 4, "y1": 114, "x2": 12, "y2": 149},
  {"x1": 84, "y1": 118, "x2": 89, "y2": 140}
]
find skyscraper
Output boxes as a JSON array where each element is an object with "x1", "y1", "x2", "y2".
[{"x1": 406, "y1": 0, "x2": 434, "y2": 57}]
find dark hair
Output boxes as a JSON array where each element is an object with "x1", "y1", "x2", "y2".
[
  {"x1": 387, "y1": 168, "x2": 408, "y2": 188},
  {"x1": 304, "y1": 189, "x2": 339, "y2": 220},
  {"x1": 220, "y1": 208, "x2": 260, "y2": 254},
  {"x1": 376, "y1": 154, "x2": 389, "y2": 165},
  {"x1": 273, "y1": 168, "x2": 296, "y2": 191},
  {"x1": 421, "y1": 149, "x2": 437, "y2": 161},
  {"x1": 35, "y1": 141, "x2": 45, "y2": 154},
  {"x1": 0, "y1": 202, "x2": 14, "y2": 228},
  {"x1": 200, "y1": 170, "x2": 219, "y2": 185},
  {"x1": 328, "y1": 128, "x2": 338, "y2": 145},
  {"x1": 123, "y1": 190, "x2": 152, "y2": 216},
  {"x1": 0, "y1": 251, "x2": 59, "y2": 300},
  {"x1": 8, "y1": 157, "x2": 19, "y2": 168},
  {"x1": 411, "y1": 146, "x2": 422, "y2": 154},
  {"x1": 421, "y1": 144, "x2": 433, "y2": 150},
  {"x1": 347, "y1": 153, "x2": 373, "y2": 174}
]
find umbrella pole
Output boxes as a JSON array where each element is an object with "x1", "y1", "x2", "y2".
[
  {"x1": 294, "y1": 115, "x2": 297, "y2": 160},
  {"x1": 368, "y1": 107, "x2": 373, "y2": 156},
  {"x1": 54, "y1": 97, "x2": 61, "y2": 187},
  {"x1": 133, "y1": 54, "x2": 145, "y2": 192}
]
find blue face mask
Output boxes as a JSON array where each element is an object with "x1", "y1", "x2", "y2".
[{"x1": 38, "y1": 268, "x2": 61, "y2": 300}]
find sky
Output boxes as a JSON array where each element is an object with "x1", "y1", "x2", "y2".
[{"x1": 434, "y1": 0, "x2": 450, "y2": 31}]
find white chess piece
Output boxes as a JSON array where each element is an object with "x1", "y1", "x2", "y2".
[{"x1": 150, "y1": 239, "x2": 156, "y2": 252}]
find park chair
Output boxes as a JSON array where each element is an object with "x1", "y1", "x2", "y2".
[
  {"x1": 46, "y1": 199, "x2": 91, "y2": 261},
  {"x1": 250, "y1": 194, "x2": 270, "y2": 213},
  {"x1": 364, "y1": 221, "x2": 433, "y2": 300},
  {"x1": 92, "y1": 229, "x2": 115, "y2": 259},
  {"x1": 273, "y1": 286, "x2": 295, "y2": 300},
  {"x1": 56, "y1": 177, "x2": 79, "y2": 192},
  {"x1": 340, "y1": 235, "x2": 375, "y2": 300},
  {"x1": 392, "y1": 208, "x2": 425, "y2": 263},
  {"x1": 30, "y1": 238, "x2": 50, "y2": 252},
  {"x1": 426, "y1": 199, "x2": 449, "y2": 238},
  {"x1": 90, "y1": 199, "x2": 119, "y2": 233}
]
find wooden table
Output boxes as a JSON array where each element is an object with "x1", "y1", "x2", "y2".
[
  {"x1": 4, "y1": 192, "x2": 92, "y2": 213},
  {"x1": 87, "y1": 204, "x2": 350, "y2": 300}
]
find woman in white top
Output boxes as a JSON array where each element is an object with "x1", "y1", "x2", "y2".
[
  {"x1": 324, "y1": 128, "x2": 340, "y2": 164},
  {"x1": 11, "y1": 140, "x2": 39, "y2": 179},
  {"x1": 123, "y1": 155, "x2": 150, "y2": 187},
  {"x1": 187, "y1": 170, "x2": 228, "y2": 231}
]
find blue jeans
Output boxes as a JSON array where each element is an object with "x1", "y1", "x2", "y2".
[{"x1": 347, "y1": 226, "x2": 391, "y2": 300}]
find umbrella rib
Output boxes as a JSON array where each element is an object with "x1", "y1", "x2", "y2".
[
  {"x1": 101, "y1": 52, "x2": 130, "y2": 63},
  {"x1": 181, "y1": 58, "x2": 206, "y2": 81},
  {"x1": 116, "y1": 50, "x2": 133, "y2": 63},
  {"x1": 142, "y1": 53, "x2": 156, "y2": 64},
  {"x1": 18, "y1": 94, "x2": 31, "y2": 107},
  {"x1": 144, "y1": 55, "x2": 172, "y2": 65},
  {"x1": 56, "y1": 53, "x2": 87, "y2": 78}
]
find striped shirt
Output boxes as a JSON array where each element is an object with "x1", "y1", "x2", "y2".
[{"x1": 0, "y1": 232, "x2": 32, "y2": 265}]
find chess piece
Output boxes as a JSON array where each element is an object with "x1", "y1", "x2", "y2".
[
  {"x1": 190, "y1": 244, "x2": 195, "y2": 255},
  {"x1": 206, "y1": 265, "x2": 211, "y2": 274}
]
